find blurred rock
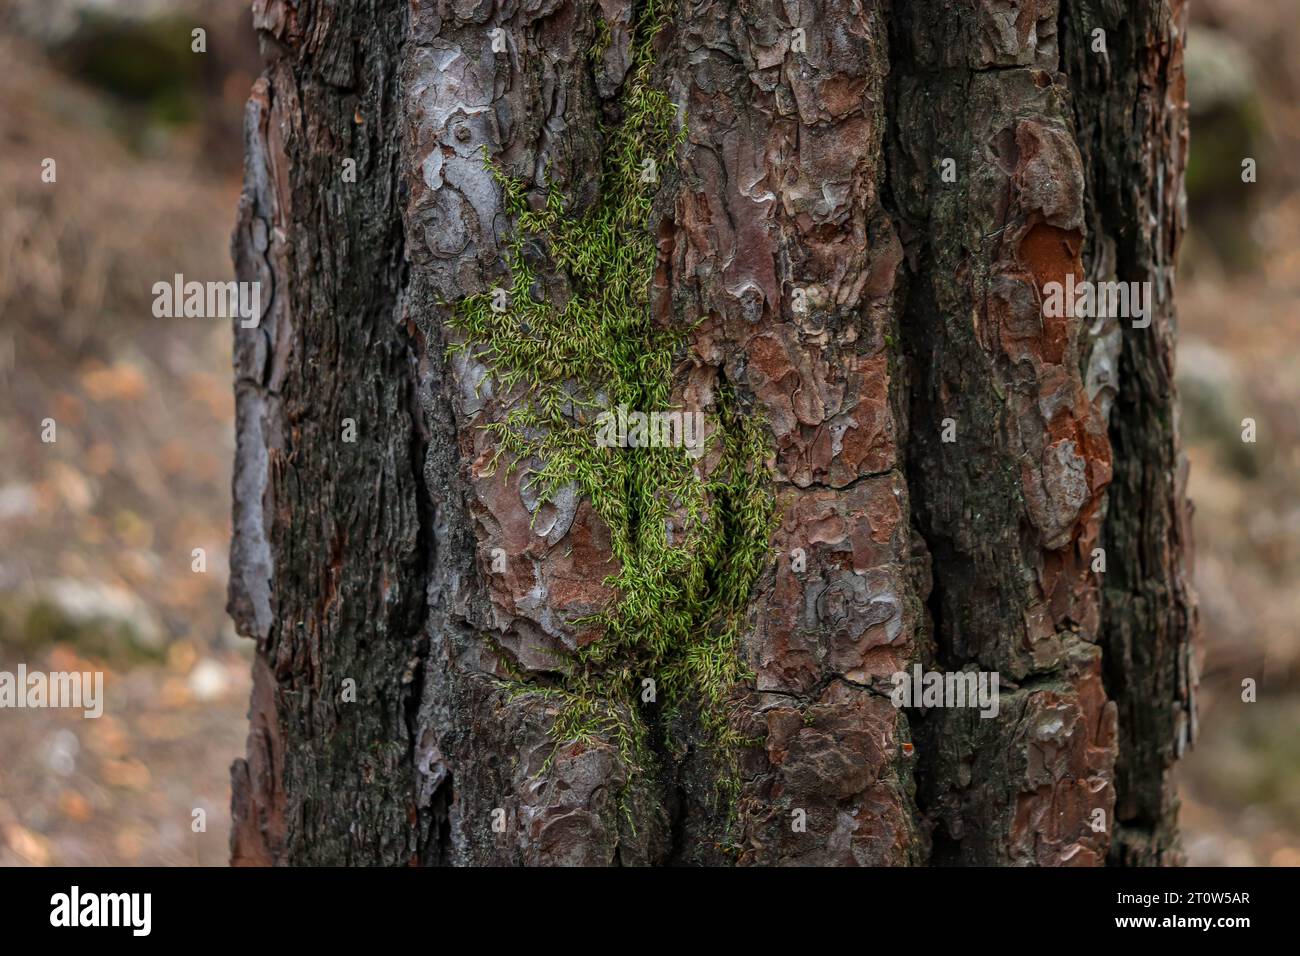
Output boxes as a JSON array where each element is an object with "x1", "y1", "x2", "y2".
[
  {"x1": 0, "y1": 483, "x2": 38, "y2": 521},
  {"x1": 1177, "y1": 338, "x2": 1263, "y2": 478},
  {"x1": 4, "y1": 578, "x2": 166, "y2": 660},
  {"x1": 1186, "y1": 28, "x2": 1257, "y2": 113},
  {"x1": 187, "y1": 656, "x2": 229, "y2": 701}
]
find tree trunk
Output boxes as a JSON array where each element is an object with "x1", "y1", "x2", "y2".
[{"x1": 228, "y1": 0, "x2": 1195, "y2": 866}]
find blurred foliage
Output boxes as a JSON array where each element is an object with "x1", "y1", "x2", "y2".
[
  {"x1": 1185, "y1": 29, "x2": 1265, "y2": 270},
  {"x1": 51, "y1": 14, "x2": 203, "y2": 124}
]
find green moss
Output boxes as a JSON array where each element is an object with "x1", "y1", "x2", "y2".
[
  {"x1": 451, "y1": 0, "x2": 773, "y2": 810},
  {"x1": 588, "y1": 16, "x2": 613, "y2": 66}
]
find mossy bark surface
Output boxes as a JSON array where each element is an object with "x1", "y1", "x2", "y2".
[{"x1": 229, "y1": 0, "x2": 1194, "y2": 865}]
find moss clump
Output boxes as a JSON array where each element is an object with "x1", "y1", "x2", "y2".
[
  {"x1": 450, "y1": 0, "x2": 773, "y2": 809},
  {"x1": 588, "y1": 15, "x2": 613, "y2": 67}
]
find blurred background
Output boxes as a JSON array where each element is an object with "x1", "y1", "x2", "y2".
[{"x1": 0, "y1": 0, "x2": 1296, "y2": 865}]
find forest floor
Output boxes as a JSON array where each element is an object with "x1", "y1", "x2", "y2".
[
  {"x1": 1, "y1": 1, "x2": 1297, "y2": 865},
  {"x1": 0, "y1": 15, "x2": 251, "y2": 864}
]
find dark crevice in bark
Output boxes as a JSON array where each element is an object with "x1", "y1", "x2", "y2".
[
  {"x1": 755, "y1": 673, "x2": 898, "y2": 706},
  {"x1": 880, "y1": 3, "x2": 939, "y2": 868},
  {"x1": 398, "y1": 260, "x2": 443, "y2": 865},
  {"x1": 881, "y1": 0, "x2": 960, "y2": 867}
]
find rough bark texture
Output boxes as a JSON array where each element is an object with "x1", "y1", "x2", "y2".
[
  {"x1": 229, "y1": 0, "x2": 1194, "y2": 866},
  {"x1": 1060, "y1": 0, "x2": 1196, "y2": 867}
]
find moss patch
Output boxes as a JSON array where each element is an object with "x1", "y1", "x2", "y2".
[{"x1": 450, "y1": 0, "x2": 773, "y2": 807}]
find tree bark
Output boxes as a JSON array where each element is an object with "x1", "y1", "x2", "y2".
[{"x1": 228, "y1": 0, "x2": 1195, "y2": 866}]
